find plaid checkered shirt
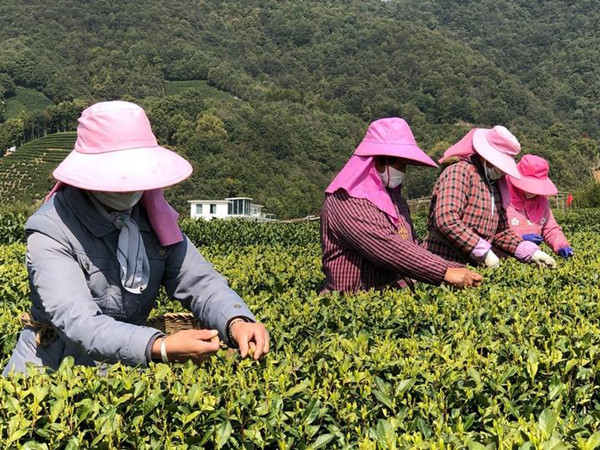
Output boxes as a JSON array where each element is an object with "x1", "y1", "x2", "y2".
[
  {"x1": 424, "y1": 160, "x2": 521, "y2": 263},
  {"x1": 320, "y1": 189, "x2": 456, "y2": 293}
]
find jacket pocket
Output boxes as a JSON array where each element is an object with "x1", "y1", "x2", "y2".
[{"x1": 76, "y1": 252, "x2": 122, "y2": 317}]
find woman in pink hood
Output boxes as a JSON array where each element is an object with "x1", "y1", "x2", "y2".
[
  {"x1": 506, "y1": 154, "x2": 573, "y2": 258},
  {"x1": 320, "y1": 117, "x2": 482, "y2": 293}
]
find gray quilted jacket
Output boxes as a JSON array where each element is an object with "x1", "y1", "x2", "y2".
[{"x1": 3, "y1": 186, "x2": 255, "y2": 374}]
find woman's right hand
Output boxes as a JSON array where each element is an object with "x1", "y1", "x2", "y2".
[
  {"x1": 443, "y1": 267, "x2": 483, "y2": 288},
  {"x1": 483, "y1": 250, "x2": 500, "y2": 269},
  {"x1": 151, "y1": 329, "x2": 221, "y2": 364}
]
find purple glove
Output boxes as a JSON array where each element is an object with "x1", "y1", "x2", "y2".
[
  {"x1": 470, "y1": 238, "x2": 492, "y2": 262},
  {"x1": 522, "y1": 233, "x2": 543, "y2": 245},
  {"x1": 557, "y1": 246, "x2": 573, "y2": 259},
  {"x1": 514, "y1": 241, "x2": 540, "y2": 262}
]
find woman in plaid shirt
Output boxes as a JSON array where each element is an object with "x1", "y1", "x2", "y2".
[
  {"x1": 320, "y1": 118, "x2": 483, "y2": 293},
  {"x1": 424, "y1": 126, "x2": 557, "y2": 269}
]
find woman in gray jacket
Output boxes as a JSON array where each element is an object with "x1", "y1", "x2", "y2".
[{"x1": 3, "y1": 101, "x2": 269, "y2": 375}]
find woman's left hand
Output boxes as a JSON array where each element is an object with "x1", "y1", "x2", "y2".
[
  {"x1": 522, "y1": 233, "x2": 543, "y2": 245},
  {"x1": 557, "y1": 246, "x2": 574, "y2": 259},
  {"x1": 230, "y1": 322, "x2": 270, "y2": 360}
]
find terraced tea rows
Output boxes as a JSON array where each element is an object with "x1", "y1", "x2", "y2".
[{"x1": 0, "y1": 132, "x2": 75, "y2": 204}]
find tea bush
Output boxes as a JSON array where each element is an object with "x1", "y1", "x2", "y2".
[
  {"x1": 0, "y1": 212, "x2": 599, "y2": 448},
  {"x1": 0, "y1": 212, "x2": 27, "y2": 245}
]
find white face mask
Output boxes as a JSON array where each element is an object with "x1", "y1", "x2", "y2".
[
  {"x1": 91, "y1": 191, "x2": 144, "y2": 211},
  {"x1": 378, "y1": 165, "x2": 405, "y2": 189},
  {"x1": 484, "y1": 163, "x2": 504, "y2": 181}
]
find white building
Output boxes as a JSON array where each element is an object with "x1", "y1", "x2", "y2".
[{"x1": 188, "y1": 197, "x2": 277, "y2": 221}]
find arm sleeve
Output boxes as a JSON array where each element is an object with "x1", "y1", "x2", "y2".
[
  {"x1": 542, "y1": 209, "x2": 570, "y2": 253},
  {"x1": 27, "y1": 232, "x2": 161, "y2": 367},
  {"x1": 162, "y1": 236, "x2": 256, "y2": 346},
  {"x1": 431, "y1": 165, "x2": 482, "y2": 255},
  {"x1": 491, "y1": 203, "x2": 522, "y2": 255},
  {"x1": 328, "y1": 194, "x2": 451, "y2": 285}
]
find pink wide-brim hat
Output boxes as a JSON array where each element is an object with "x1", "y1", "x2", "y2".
[
  {"x1": 353, "y1": 117, "x2": 438, "y2": 167},
  {"x1": 53, "y1": 101, "x2": 192, "y2": 192},
  {"x1": 509, "y1": 154, "x2": 558, "y2": 196},
  {"x1": 472, "y1": 126, "x2": 521, "y2": 179}
]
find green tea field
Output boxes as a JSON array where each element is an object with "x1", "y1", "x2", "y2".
[
  {"x1": 0, "y1": 132, "x2": 76, "y2": 204},
  {"x1": 0, "y1": 213, "x2": 599, "y2": 448},
  {"x1": 3, "y1": 87, "x2": 54, "y2": 120}
]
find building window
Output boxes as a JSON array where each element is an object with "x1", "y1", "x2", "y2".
[
  {"x1": 210, "y1": 204, "x2": 217, "y2": 214},
  {"x1": 229, "y1": 198, "x2": 250, "y2": 216},
  {"x1": 228, "y1": 198, "x2": 252, "y2": 215},
  {"x1": 195, "y1": 204, "x2": 203, "y2": 215}
]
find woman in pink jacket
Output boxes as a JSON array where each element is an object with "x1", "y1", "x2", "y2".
[{"x1": 506, "y1": 154, "x2": 573, "y2": 258}]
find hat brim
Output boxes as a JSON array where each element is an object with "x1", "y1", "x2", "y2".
[
  {"x1": 53, "y1": 146, "x2": 193, "y2": 192},
  {"x1": 354, "y1": 142, "x2": 438, "y2": 168},
  {"x1": 473, "y1": 129, "x2": 521, "y2": 179},
  {"x1": 509, "y1": 175, "x2": 558, "y2": 196}
]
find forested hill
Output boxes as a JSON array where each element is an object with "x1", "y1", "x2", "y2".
[
  {"x1": 397, "y1": 0, "x2": 600, "y2": 137},
  {"x1": 0, "y1": 0, "x2": 598, "y2": 217}
]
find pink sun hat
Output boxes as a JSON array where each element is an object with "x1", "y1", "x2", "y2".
[
  {"x1": 509, "y1": 154, "x2": 558, "y2": 196},
  {"x1": 472, "y1": 125, "x2": 521, "y2": 179},
  {"x1": 53, "y1": 101, "x2": 192, "y2": 192},
  {"x1": 353, "y1": 117, "x2": 438, "y2": 167}
]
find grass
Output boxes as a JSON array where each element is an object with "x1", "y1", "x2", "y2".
[
  {"x1": 164, "y1": 80, "x2": 237, "y2": 102},
  {"x1": 3, "y1": 87, "x2": 54, "y2": 119}
]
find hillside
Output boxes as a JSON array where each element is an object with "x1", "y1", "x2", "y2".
[
  {"x1": 0, "y1": 1, "x2": 555, "y2": 129},
  {"x1": 164, "y1": 80, "x2": 237, "y2": 102},
  {"x1": 396, "y1": 0, "x2": 600, "y2": 137},
  {"x1": 3, "y1": 86, "x2": 53, "y2": 120},
  {"x1": 0, "y1": 0, "x2": 598, "y2": 217},
  {"x1": 0, "y1": 132, "x2": 75, "y2": 204}
]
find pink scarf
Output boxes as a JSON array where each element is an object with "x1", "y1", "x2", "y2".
[
  {"x1": 45, "y1": 182, "x2": 183, "y2": 246},
  {"x1": 439, "y1": 129, "x2": 478, "y2": 164},
  {"x1": 325, "y1": 155, "x2": 400, "y2": 225},
  {"x1": 439, "y1": 129, "x2": 511, "y2": 209},
  {"x1": 507, "y1": 179, "x2": 548, "y2": 223}
]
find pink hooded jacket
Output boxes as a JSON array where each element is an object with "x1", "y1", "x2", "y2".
[{"x1": 506, "y1": 182, "x2": 569, "y2": 254}]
